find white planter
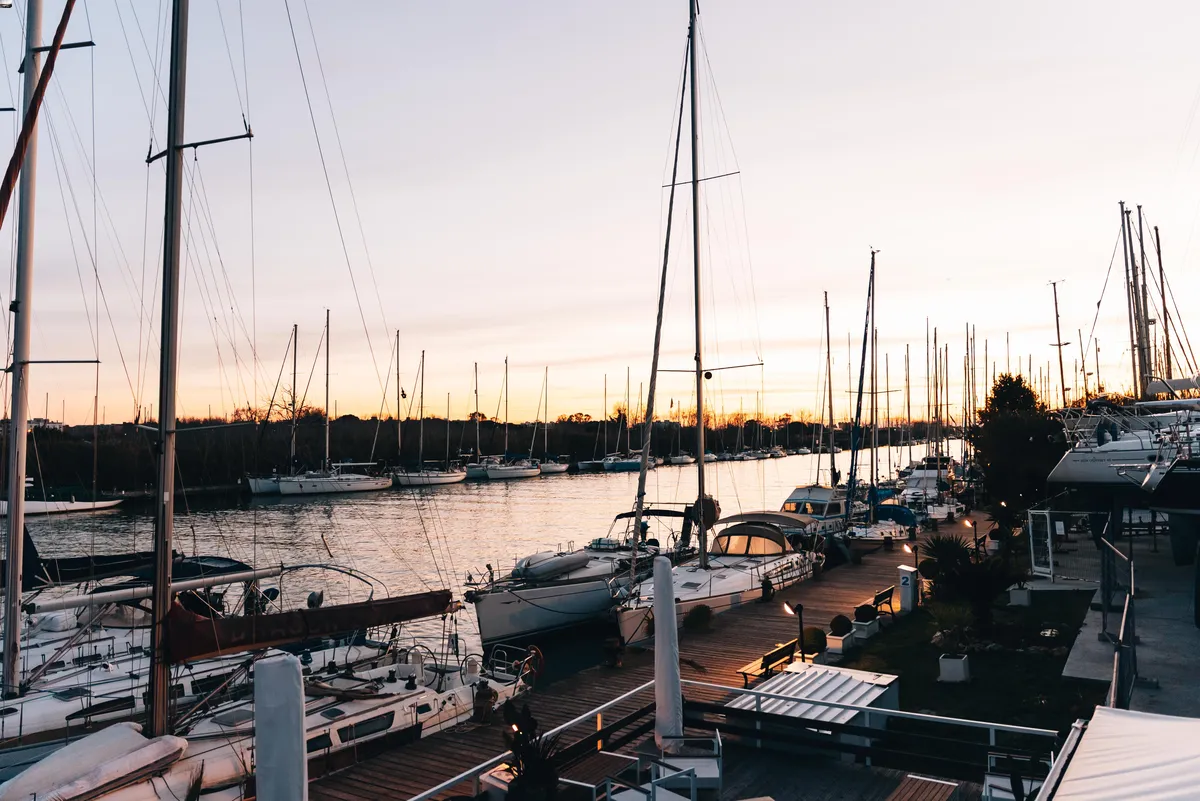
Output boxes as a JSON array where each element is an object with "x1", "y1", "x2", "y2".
[
  {"x1": 853, "y1": 619, "x2": 880, "y2": 639},
  {"x1": 1009, "y1": 588, "x2": 1032, "y2": 607},
  {"x1": 939, "y1": 653, "x2": 971, "y2": 683},
  {"x1": 827, "y1": 632, "x2": 855, "y2": 654}
]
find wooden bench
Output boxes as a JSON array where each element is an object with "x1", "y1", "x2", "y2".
[
  {"x1": 873, "y1": 585, "x2": 896, "y2": 620},
  {"x1": 736, "y1": 639, "x2": 796, "y2": 687},
  {"x1": 886, "y1": 774, "x2": 960, "y2": 800}
]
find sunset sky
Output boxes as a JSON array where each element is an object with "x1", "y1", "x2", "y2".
[{"x1": 4, "y1": 1, "x2": 1200, "y2": 426}]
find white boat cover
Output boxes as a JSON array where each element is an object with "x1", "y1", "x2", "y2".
[
  {"x1": 0, "y1": 722, "x2": 186, "y2": 800},
  {"x1": 1051, "y1": 706, "x2": 1200, "y2": 800}
]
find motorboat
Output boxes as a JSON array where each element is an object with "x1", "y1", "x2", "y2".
[
  {"x1": 465, "y1": 508, "x2": 692, "y2": 644},
  {"x1": 603, "y1": 454, "x2": 644, "y2": 472},
  {"x1": 539, "y1": 457, "x2": 571, "y2": 474},
  {"x1": 615, "y1": 511, "x2": 824, "y2": 646},
  {"x1": 780, "y1": 484, "x2": 862, "y2": 536},
  {"x1": 485, "y1": 459, "x2": 542, "y2": 480},
  {"x1": 466, "y1": 455, "x2": 502, "y2": 479},
  {"x1": 794, "y1": 447, "x2": 812, "y2": 455},
  {"x1": 666, "y1": 453, "x2": 696, "y2": 466},
  {"x1": 702, "y1": 451, "x2": 717, "y2": 463}
]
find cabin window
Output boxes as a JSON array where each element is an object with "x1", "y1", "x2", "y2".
[
  {"x1": 826, "y1": 503, "x2": 841, "y2": 515},
  {"x1": 681, "y1": 581, "x2": 702, "y2": 590},
  {"x1": 0, "y1": 707, "x2": 16, "y2": 717},
  {"x1": 321, "y1": 708, "x2": 346, "y2": 720},
  {"x1": 307, "y1": 733, "x2": 332, "y2": 753},
  {"x1": 711, "y1": 534, "x2": 784, "y2": 557},
  {"x1": 213, "y1": 708, "x2": 255, "y2": 727},
  {"x1": 416, "y1": 703, "x2": 432, "y2": 715},
  {"x1": 338, "y1": 711, "x2": 395, "y2": 742},
  {"x1": 52, "y1": 688, "x2": 91, "y2": 701}
]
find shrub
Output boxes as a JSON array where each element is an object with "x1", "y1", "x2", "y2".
[
  {"x1": 854, "y1": 604, "x2": 877, "y2": 623},
  {"x1": 829, "y1": 615, "x2": 853, "y2": 637},
  {"x1": 801, "y1": 626, "x2": 827, "y2": 653},
  {"x1": 948, "y1": 557, "x2": 1018, "y2": 633},
  {"x1": 682, "y1": 604, "x2": 713, "y2": 632}
]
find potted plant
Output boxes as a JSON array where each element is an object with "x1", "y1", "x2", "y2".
[
  {"x1": 939, "y1": 653, "x2": 971, "y2": 683},
  {"x1": 482, "y1": 702, "x2": 561, "y2": 801},
  {"x1": 1009, "y1": 568, "x2": 1032, "y2": 607},
  {"x1": 852, "y1": 604, "x2": 880, "y2": 639},
  {"x1": 827, "y1": 614, "x2": 855, "y2": 654},
  {"x1": 931, "y1": 603, "x2": 972, "y2": 683},
  {"x1": 801, "y1": 626, "x2": 828, "y2": 664}
]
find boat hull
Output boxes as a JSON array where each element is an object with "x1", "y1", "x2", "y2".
[
  {"x1": 465, "y1": 464, "x2": 490, "y2": 479},
  {"x1": 277, "y1": 475, "x2": 392, "y2": 495},
  {"x1": 0, "y1": 499, "x2": 123, "y2": 516},
  {"x1": 392, "y1": 471, "x2": 467, "y2": 487},
  {"x1": 470, "y1": 578, "x2": 618, "y2": 644},
  {"x1": 486, "y1": 466, "x2": 541, "y2": 479},
  {"x1": 539, "y1": 463, "x2": 569, "y2": 474},
  {"x1": 246, "y1": 476, "x2": 281, "y2": 495}
]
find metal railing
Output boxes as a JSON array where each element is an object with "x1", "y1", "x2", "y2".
[
  {"x1": 406, "y1": 677, "x2": 1062, "y2": 800},
  {"x1": 1098, "y1": 537, "x2": 1134, "y2": 643},
  {"x1": 406, "y1": 680, "x2": 655, "y2": 801},
  {"x1": 1107, "y1": 592, "x2": 1138, "y2": 709}
]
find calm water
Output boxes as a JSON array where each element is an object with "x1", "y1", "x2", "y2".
[{"x1": 26, "y1": 441, "x2": 957, "y2": 659}]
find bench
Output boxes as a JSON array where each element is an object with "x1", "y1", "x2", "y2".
[
  {"x1": 873, "y1": 585, "x2": 896, "y2": 620},
  {"x1": 736, "y1": 640, "x2": 796, "y2": 687}
]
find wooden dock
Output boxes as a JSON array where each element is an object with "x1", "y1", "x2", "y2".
[{"x1": 311, "y1": 545, "x2": 911, "y2": 801}]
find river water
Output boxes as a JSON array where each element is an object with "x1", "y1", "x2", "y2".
[{"x1": 27, "y1": 441, "x2": 958, "y2": 666}]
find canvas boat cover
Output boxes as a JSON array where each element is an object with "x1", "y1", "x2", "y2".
[{"x1": 1049, "y1": 707, "x2": 1200, "y2": 800}]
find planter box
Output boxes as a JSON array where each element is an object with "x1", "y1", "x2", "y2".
[
  {"x1": 480, "y1": 765, "x2": 516, "y2": 801},
  {"x1": 1009, "y1": 587, "x2": 1032, "y2": 607},
  {"x1": 938, "y1": 654, "x2": 971, "y2": 683},
  {"x1": 853, "y1": 619, "x2": 880, "y2": 639},
  {"x1": 827, "y1": 632, "x2": 855, "y2": 654}
]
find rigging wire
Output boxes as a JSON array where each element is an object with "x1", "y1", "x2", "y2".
[{"x1": 281, "y1": 0, "x2": 387, "y2": 395}]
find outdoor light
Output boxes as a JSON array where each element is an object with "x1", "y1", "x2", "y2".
[{"x1": 783, "y1": 601, "x2": 806, "y2": 663}]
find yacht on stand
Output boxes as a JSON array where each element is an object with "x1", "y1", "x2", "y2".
[{"x1": 464, "y1": 508, "x2": 693, "y2": 645}]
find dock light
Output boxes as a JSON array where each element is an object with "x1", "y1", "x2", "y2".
[
  {"x1": 965, "y1": 518, "x2": 980, "y2": 557},
  {"x1": 903, "y1": 543, "x2": 921, "y2": 601},
  {"x1": 783, "y1": 601, "x2": 806, "y2": 663}
]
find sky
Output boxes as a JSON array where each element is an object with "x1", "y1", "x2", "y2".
[{"x1": 4, "y1": 1, "x2": 1200, "y2": 427}]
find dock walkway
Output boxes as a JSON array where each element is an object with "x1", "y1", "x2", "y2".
[{"x1": 311, "y1": 547, "x2": 908, "y2": 800}]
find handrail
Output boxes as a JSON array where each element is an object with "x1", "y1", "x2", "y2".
[
  {"x1": 406, "y1": 680, "x2": 655, "y2": 801},
  {"x1": 680, "y1": 679, "x2": 1058, "y2": 738}
]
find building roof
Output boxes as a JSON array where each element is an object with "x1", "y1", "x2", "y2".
[{"x1": 726, "y1": 663, "x2": 896, "y2": 726}]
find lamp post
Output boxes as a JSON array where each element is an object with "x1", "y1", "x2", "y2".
[
  {"x1": 783, "y1": 601, "x2": 805, "y2": 663},
  {"x1": 903, "y1": 542, "x2": 921, "y2": 602}
]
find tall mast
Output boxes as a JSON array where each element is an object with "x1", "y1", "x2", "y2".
[
  {"x1": 822, "y1": 291, "x2": 834, "y2": 482},
  {"x1": 2, "y1": 0, "x2": 43, "y2": 698},
  {"x1": 1050, "y1": 281, "x2": 1068, "y2": 408},
  {"x1": 446, "y1": 393, "x2": 451, "y2": 466},
  {"x1": 473, "y1": 361, "x2": 479, "y2": 458},
  {"x1": 1137, "y1": 206, "x2": 1151, "y2": 393},
  {"x1": 503, "y1": 356, "x2": 508, "y2": 455},
  {"x1": 625, "y1": 366, "x2": 631, "y2": 454},
  {"x1": 324, "y1": 308, "x2": 330, "y2": 469},
  {"x1": 885, "y1": 352, "x2": 892, "y2": 480},
  {"x1": 417, "y1": 351, "x2": 425, "y2": 467},
  {"x1": 1155, "y1": 227, "x2": 1170, "y2": 379},
  {"x1": 148, "y1": 0, "x2": 190, "y2": 737},
  {"x1": 543, "y1": 367, "x2": 549, "y2": 456},
  {"x1": 400, "y1": 328, "x2": 405, "y2": 460},
  {"x1": 290, "y1": 324, "x2": 298, "y2": 474},
  {"x1": 1120, "y1": 205, "x2": 1139, "y2": 397},
  {"x1": 603, "y1": 374, "x2": 607, "y2": 454},
  {"x1": 688, "y1": 0, "x2": 710, "y2": 566},
  {"x1": 905, "y1": 343, "x2": 912, "y2": 468}
]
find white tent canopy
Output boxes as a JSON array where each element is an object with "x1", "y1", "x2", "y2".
[{"x1": 1048, "y1": 707, "x2": 1200, "y2": 800}]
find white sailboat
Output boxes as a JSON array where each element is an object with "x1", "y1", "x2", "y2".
[
  {"x1": 276, "y1": 310, "x2": 390, "y2": 496},
  {"x1": 393, "y1": 350, "x2": 467, "y2": 487},
  {"x1": 0, "y1": 498, "x2": 122, "y2": 516},
  {"x1": 538, "y1": 367, "x2": 570, "y2": 474},
  {"x1": 486, "y1": 357, "x2": 542, "y2": 480},
  {"x1": 613, "y1": 0, "x2": 824, "y2": 647}
]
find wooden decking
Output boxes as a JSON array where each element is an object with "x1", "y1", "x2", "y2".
[{"x1": 311, "y1": 546, "x2": 910, "y2": 801}]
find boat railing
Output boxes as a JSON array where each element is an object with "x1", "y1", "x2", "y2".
[{"x1": 405, "y1": 677, "x2": 1062, "y2": 801}]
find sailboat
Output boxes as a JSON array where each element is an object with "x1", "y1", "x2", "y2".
[
  {"x1": 0, "y1": 3, "x2": 532, "y2": 794},
  {"x1": 277, "y1": 310, "x2": 391, "y2": 495},
  {"x1": 614, "y1": 0, "x2": 823, "y2": 647},
  {"x1": 393, "y1": 350, "x2": 467, "y2": 487},
  {"x1": 485, "y1": 358, "x2": 541, "y2": 479},
  {"x1": 538, "y1": 368, "x2": 570, "y2": 474}
]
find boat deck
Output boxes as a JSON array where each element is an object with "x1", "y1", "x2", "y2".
[{"x1": 311, "y1": 545, "x2": 912, "y2": 800}]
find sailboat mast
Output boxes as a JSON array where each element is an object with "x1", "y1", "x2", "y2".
[
  {"x1": 821, "y1": 291, "x2": 834, "y2": 483},
  {"x1": 503, "y1": 356, "x2": 509, "y2": 455},
  {"x1": 543, "y1": 366, "x2": 549, "y2": 456},
  {"x1": 290, "y1": 324, "x2": 298, "y2": 474},
  {"x1": 473, "y1": 361, "x2": 479, "y2": 459},
  {"x1": 906, "y1": 343, "x2": 913, "y2": 468},
  {"x1": 418, "y1": 350, "x2": 425, "y2": 467},
  {"x1": 2, "y1": 0, "x2": 42, "y2": 697},
  {"x1": 446, "y1": 393, "x2": 451, "y2": 466},
  {"x1": 688, "y1": 0, "x2": 710, "y2": 566},
  {"x1": 148, "y1": 0, "x2": 190, "y2": 737},
  {"x1": 396, "y1": 330, "x2": 401, "y2": 461},
  {"x1": 324, "y1": 308, "x2": 331, "y2": 470}
]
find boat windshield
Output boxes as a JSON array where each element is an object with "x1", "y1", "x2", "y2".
[
  {"x1": 783, "y1": 501, "x2": 826, "y2": 516},
  {"x1": 709, "y1": 523, "x2": 787, "y2": 556}
]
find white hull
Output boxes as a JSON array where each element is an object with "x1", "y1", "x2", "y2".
[
  {"x1": 539, "y1": 462, "x2": 570, "y2": 474},
  {"x1": 486, "y1": 465, "x2": 542, "y2": 480},
  {"x1": 1048, "y1": 436, "x2": 1168, "y2": 487},
  {"x1": 0, "y1": 498, "x2": 123, "y2": 516},
  {"x1": 666, "y1": 455, "x2": 696, "y2": 465},
  {"x1": 392, "y1": 470, "x2": 467, "y2": 486},
  {"x1": 277, "y1": 473, "x2": 392, "y2": 495},
  {"x1": 246, "y1": 476, "x2": 280, "y2": 495},
  {"x1": 465, "y1": 464, "x2": 490, "y2": 479},
  {"x1": 472, "y1": 579, "x2": 618, "y2": 643}
]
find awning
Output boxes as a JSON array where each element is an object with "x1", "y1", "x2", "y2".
[
  {"x1": 1048, "y1": 707, "x2": 1200, "y2": 799},
  {"x1": 718, "y1": 511, "x2": 815, "y2": 529}
]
